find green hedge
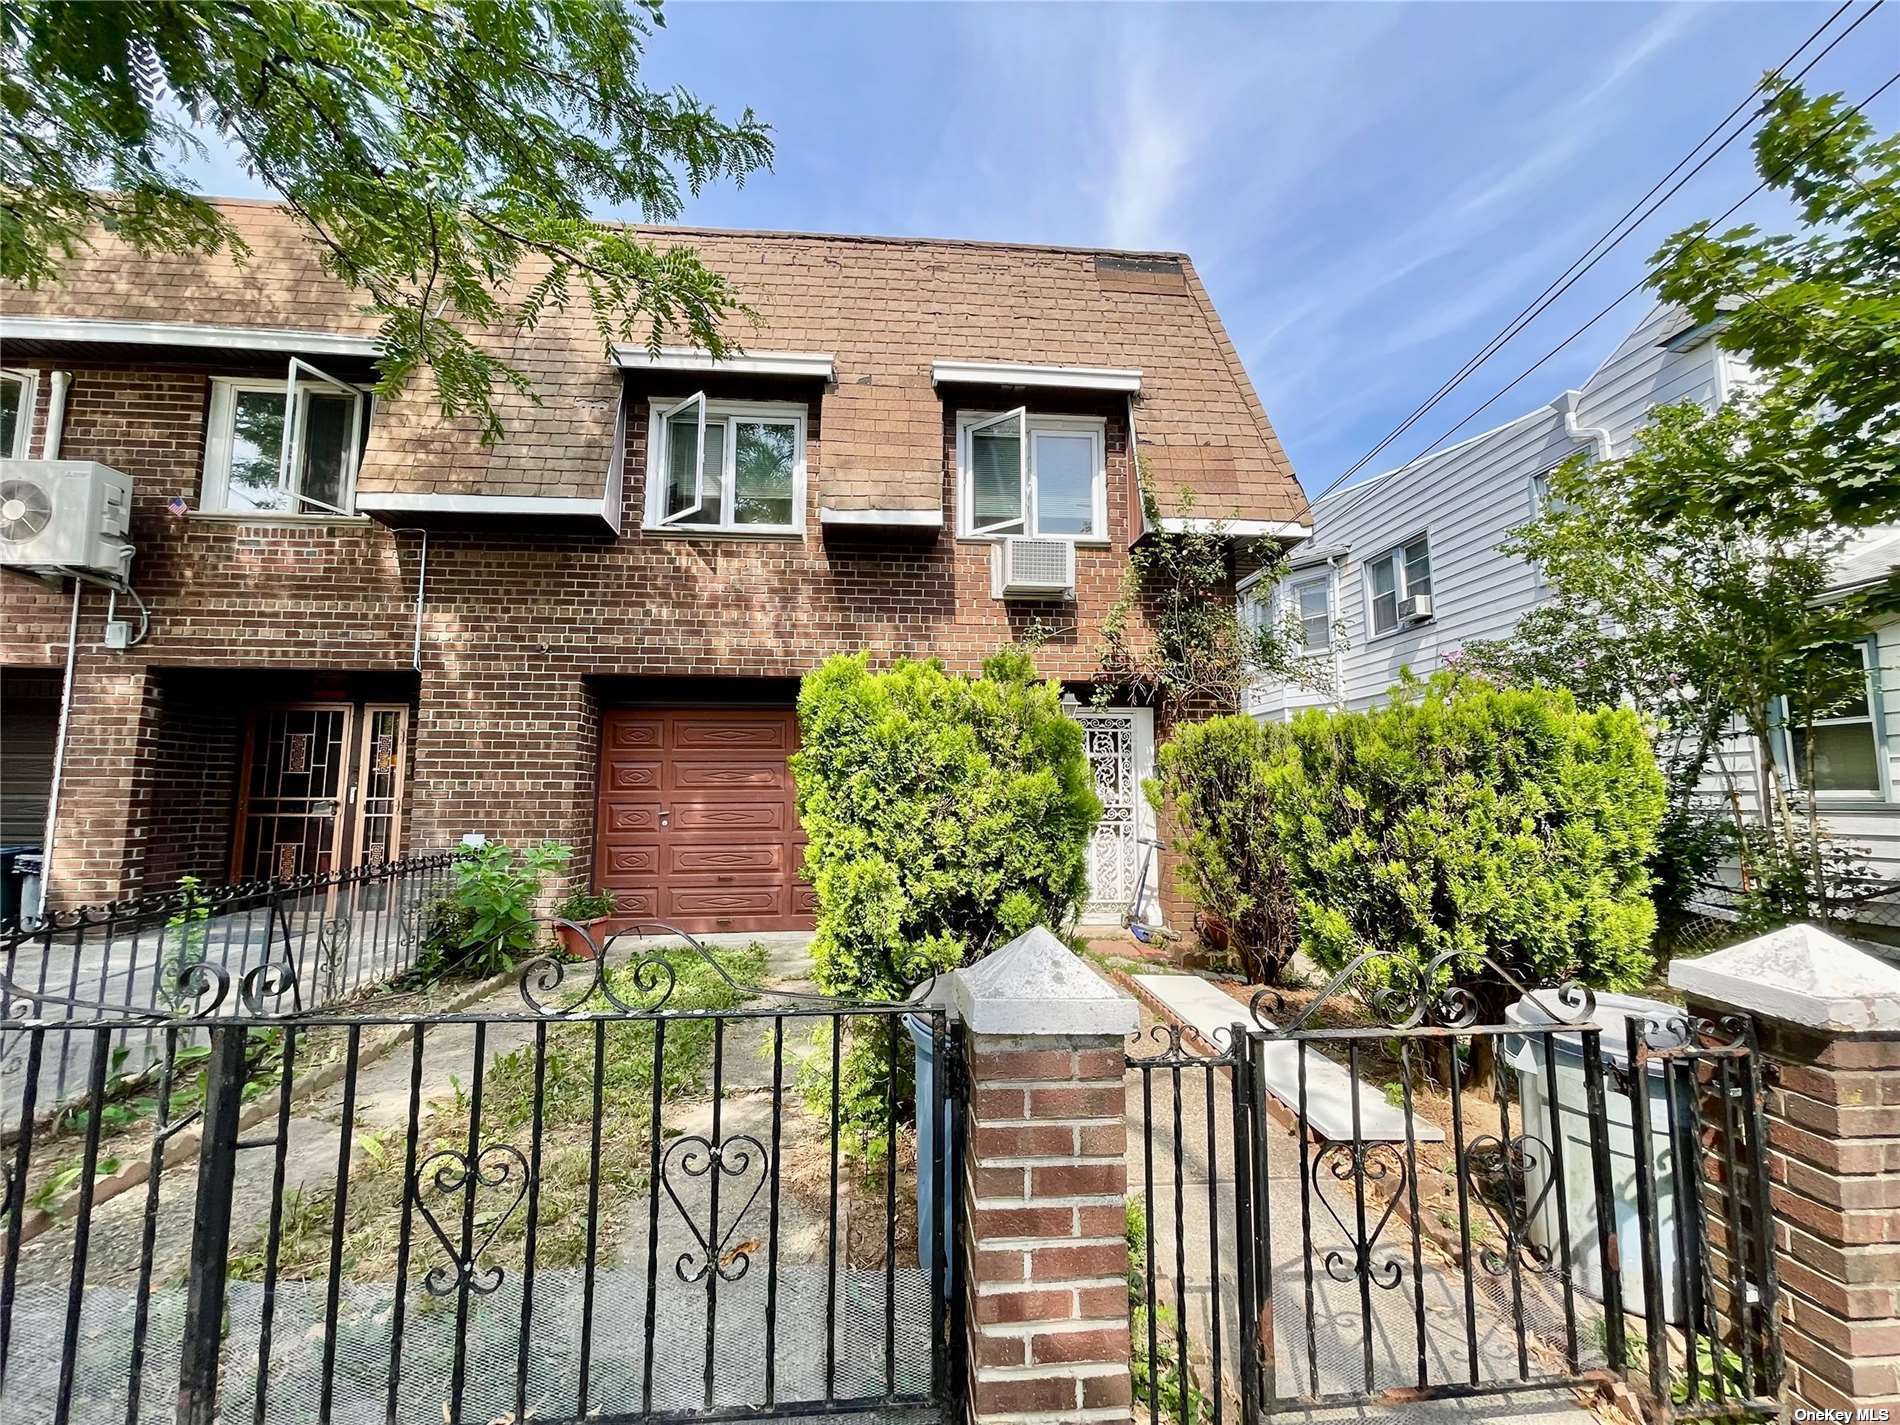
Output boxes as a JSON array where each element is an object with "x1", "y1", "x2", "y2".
[
  {"x1": 791, "y1": 649, "x2": 1101, "y2": 1000},
  {"x1": 1153, "y1": 672, "x2": 1666, "y2": 994}
]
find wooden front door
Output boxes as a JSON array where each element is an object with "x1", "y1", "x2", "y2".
[{"x1": 594, "y1": 708, "x2": 813, "y2": 934}]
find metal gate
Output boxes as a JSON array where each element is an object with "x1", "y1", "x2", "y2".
[
  {"x1": 1126, "y1": 951, "x2": 1783, "y2": 1422},
  {"x1": 0, "y1": 924, "x2": 962, "y2": 1425}
]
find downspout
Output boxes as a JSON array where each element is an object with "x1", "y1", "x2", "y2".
[
  {"x1": 38, "y1": 581, "x2": 82, "y2": 910},
  {"x1": 390, "y1": 528, "x2": 429, "y2": 672},
  {"x1": 41, "y1": 370, "x2": 70, "y2": 458},
  {"x1": 1559, "y1": 390, "x2": 1611, "y2": 461},
  {"x1": 1126, "y1": 393, "x2": 1149, "y2": 541}
]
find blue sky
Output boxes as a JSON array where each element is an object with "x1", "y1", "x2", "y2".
[{"x1": 187, "y1": 1, "x2": 1898, "y2": 498}]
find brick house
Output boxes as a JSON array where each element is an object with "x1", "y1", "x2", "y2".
[{"x1": 0, "y1": 200, "x2": 1307, "y2": 933}]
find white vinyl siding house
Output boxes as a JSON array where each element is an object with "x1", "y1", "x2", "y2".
[{"x1": 1245, "y1": 302, "x2": 1900, "y2": 939}]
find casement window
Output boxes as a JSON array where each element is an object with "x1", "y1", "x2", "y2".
[
  {"x1": 1774, "y1": 639, "x2": 1890, "y2": 801},
  {"x1": 0, "y1": 369, "x2": 37, "y2": 459},
  {"x1": 644, "y1": 395, "x2": 806, "y2": 535},
  {"x1": 1366, "y1": 534, "x2": 1433, "y2": 636},
  {"x1": 957, "y1": 411, "x2": 1107, "y2": 541},
  {"x1": 200, "y1": 361, "x2": 366, "y2": 515}
]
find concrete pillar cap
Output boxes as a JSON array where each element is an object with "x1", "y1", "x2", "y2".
[
  {"x1": 1668, "y1": 922, "x2": 1900, "y2": 1033},
  {"x1": 950, "y1": 925, "x2": 1139, "y2": 1037}
]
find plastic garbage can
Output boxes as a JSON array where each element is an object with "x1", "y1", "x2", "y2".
[
  {"x1": 15, "y1": 852, "x2": 44, "y2": 924},
  {"x1": 903, "y1": 1012, "x2": 956, "y2": 1294},
  {"x1": 1503, "y1": 991, "x2": 1694, "y2": 1327}
]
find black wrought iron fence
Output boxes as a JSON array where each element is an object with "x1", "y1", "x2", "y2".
[
  {"x1": 0, "y1": 929, "x2": 962, "y2": 1425},
  {"x1": 0, "y1": 853, "x2": 464, "y2": 1110},
  {"x1": 1125, "y1": 954, "x2": 1783, "y2": 1423}
]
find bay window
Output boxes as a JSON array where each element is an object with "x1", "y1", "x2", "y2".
[
  {"x1": 646, "y1": 395, "x2": 805, "y2": 535},
  {"x1": 959, "y1": 410, "x2": 1106, "y2": 540},
  {"x1": 200, "y1": 360, "x2": 366, "y2": 515}
]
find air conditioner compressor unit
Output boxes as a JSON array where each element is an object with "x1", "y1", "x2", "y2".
[
  {"x1": 991, "y1": 536, "x2": 1076, "y2": 599},
  {"x1": 0, "y1": 460, "x2": 134, "y2": 580},
  {"x1": 1398, "y1": 593, "x2": 1434, "y2": 624}
]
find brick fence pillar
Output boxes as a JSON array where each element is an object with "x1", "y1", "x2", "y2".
[
  {"x1": 1671, "y1": 923, "x2": 1900, "y2": 1414},
  {"x1": 949, "y1": 926, "x2": 1139, "y2": 1424}
]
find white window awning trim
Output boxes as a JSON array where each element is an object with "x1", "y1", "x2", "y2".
[
  {"x1": 818, "y1": 506, "x2": 943, "y2": 528},
  {"x1": 1156, "y1": 517, "x2": 1311, "y2": 540},
  {"x1": 355, "y1": 493, "x2": 606, "y2": 516},
  {"x1": 1, "y1": 316, "x2": 381, "y2": 358},
  {"x1": 613, "y1": 346, "x2": 834, "y2": 380},
  {"x1": 932, "y1": 359, "x2": 1142, "y2": 394}
]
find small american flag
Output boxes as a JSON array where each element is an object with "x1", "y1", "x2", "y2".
[{"x1": 167, "y1": 496, "x2": 189, "y2": 516}]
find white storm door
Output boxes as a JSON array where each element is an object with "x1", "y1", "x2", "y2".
[{"x1": 1074, "y1": 708, "x2": 1156, "y2": 925}]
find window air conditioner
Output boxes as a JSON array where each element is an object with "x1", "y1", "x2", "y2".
[
  {"x1": 990, "y1": 536, "x2": 1076, "y2": 599},
  {"x1": 0, "y1": 461, "x2": 134, "y2": 580},
  {"x1": 1398, "y1": 593, "x2": 1434, "y2": 624}
]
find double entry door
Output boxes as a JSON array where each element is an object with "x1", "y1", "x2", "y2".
[{"x1": 232, "y1": 702, "x2": 410, "y2": 882}]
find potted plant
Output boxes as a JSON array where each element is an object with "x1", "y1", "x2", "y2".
[{"x1": 553, "y1": 887, "x2": 620, "y2": 960}]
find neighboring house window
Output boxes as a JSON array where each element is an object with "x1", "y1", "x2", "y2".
[
  {"x1": 644, "y1": 395, "x2": 806, "y2": 535},
  {"x1": 200, "y1": 365, "x2": 365, "y2": 515},
  {"x1": 1366, "y1": 534, "x2": 1432, "y2": 636},
  {"x1": 1775, "y1": 639, "x2": 1889, "y2": 800},
  {"x1": 957, "y1": 410, "x2": 1106, "y2": 540},
  {"x1": 1286, "y1": 571, "x2": 1332, "y2": 652},
  {"x1": 0, "y1": 369, "x2": 37, "y2": 459}
]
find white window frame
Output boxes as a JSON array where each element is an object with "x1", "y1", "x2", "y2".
[
  {"x1": 955, "y1": 410, "x2": 1108, "y2": 543},
  {"x1": 1284, "y1": 569, "x2": 1334, "y2": 655},
  {"x1": 200, "y1": 365, "x2": 367, "y2": 517},
  {"x1": 1364, "y1": 532, "x2": 1433, "y2": 639},
  {"x1": 0, "y1": 368, "x2": 39, "y2": 459},
  {"x1": 641, "y1": 396, "x2": 808, "y2": 536},
  {"x1": 1772, "y1": 637, "x2": 1891, "y2": 804}
]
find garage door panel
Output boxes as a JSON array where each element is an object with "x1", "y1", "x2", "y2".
[
  {"x1": 611, "y1": 887, "x2": 659, "y2": 918},
  {"x1": 667, "y1": 886, "x2": 783, "y2": 918},
  {"x1": 603, "y1": 805, "x2": 661, "y2": 835},
  {"x1": 607, "y1": 760, "x2": 662, "y2": 791},
  {"x1": 671, "y1": 803, "x2": 783, "y2": 832},
  {"x1": 669, "y1": 843, "x2": 783, "y2": 876},
  {"x1": 672, "y1": 718, "x2": 790, "y2": 751},
  {"x1": 604, "y1": 846, "x2": 658, "y2": 876},
  {"x1": 670, "y1": 760, "x2": 785, "y2": 791},
  {"x1": 609, "y1": 718, "x2": 664, "y2": 750}
]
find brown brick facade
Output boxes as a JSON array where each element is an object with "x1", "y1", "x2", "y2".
[{"x1": 3, "y1": 357, "x2": 1216, "y2": 909}]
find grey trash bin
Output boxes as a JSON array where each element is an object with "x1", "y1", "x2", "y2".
[
  {"x1": 903, "y1": 1012, "x2": 956, "y2": 1294},
  {"x1": 1503, "y1": 991, "x2": 1694, "y2": 1327}
]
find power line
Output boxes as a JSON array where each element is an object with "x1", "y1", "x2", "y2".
[
  {"x1": 1376, "y1": 66, "x2": 1900, "y2": 483},
  {"x1": 1307, "y1": 0, "x2": 1885, "y2": 505}
]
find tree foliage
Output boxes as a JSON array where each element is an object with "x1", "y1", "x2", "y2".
[
  {"x1": 1099, "y1": 482, "x2": 1321, "y2": 719},
  {"x1": 2, "y1": 0, "x2": 772, "y2": 439},
  {"x1": 790, "y1": 649, "x2": 1101, "y2": 1001},
  {"x1": 1636, "y1": 81, "x2": 1899, "y2": 550},
  {"x1": 1148, "y1": 715, "x2": 1299, "y2": 984},
  {"x1": 1155, "y1": 675, "x2": 1667, "y2": 995}
]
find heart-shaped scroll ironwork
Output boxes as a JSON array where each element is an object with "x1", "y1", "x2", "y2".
[
  {"x1": 412, "y1": 1143, "x2": 532, "y2": 1297},
  {"x1": 1310, "y1": 1142, "x2": 1407, "y2": 1289},
  {"x1": 1462, "y1": 1132, "x2": 1557, "y2": 1276},
  {"x1": 661, "y1": 1133, "x2": 769, "y2": 1285}
]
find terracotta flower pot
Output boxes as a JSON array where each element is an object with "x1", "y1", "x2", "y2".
[{"x1": 556, "y1": 916, "x2": 609, "y2": 960}]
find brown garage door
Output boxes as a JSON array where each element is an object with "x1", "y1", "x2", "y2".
[{"x1": 594, "y1": 708, "x2": 814, "y2": 934}]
